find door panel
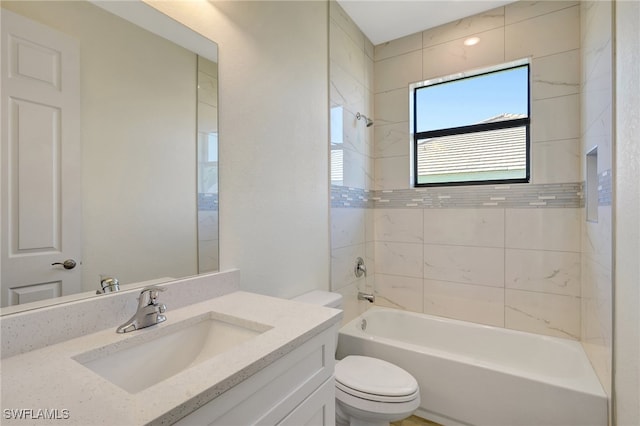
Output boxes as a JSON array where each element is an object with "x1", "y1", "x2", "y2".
[
  {"x1": 14, "y1": 99, "x2": 60, "y2": 251},
  {"x1": 8, "y1": 281, "x2": 62, "y2": 305},
  {"x1": 1, "y1": 9, "x2": 81, "y2": 307}
]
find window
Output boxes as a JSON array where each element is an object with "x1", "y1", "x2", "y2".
[{"x1": 411, "y1": 60, "x2": 530, "y2": 186}]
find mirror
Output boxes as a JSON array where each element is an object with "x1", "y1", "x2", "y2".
[{"x1": 0, "y1": 1, "x2": 218, "y2": 313}]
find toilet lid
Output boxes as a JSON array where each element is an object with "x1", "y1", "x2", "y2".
[{"x1": 335, "y1": 356, "x2": 418, "y2": 399}]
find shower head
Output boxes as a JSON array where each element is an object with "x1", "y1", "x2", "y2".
[{"x1": 356, "y1": 112, "x2": 374, "y2": 127}]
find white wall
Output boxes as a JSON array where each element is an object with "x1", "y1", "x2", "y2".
[
  {"x1": 147, "y1": 1, "x2": 330, "y2": 298},
  {"x1": 614, "y1": 1, "x2": 640, "y2": 424}
]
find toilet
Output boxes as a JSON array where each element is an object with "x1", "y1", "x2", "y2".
[{"x1": 292, "y1": 291, "x2": 420, "y2": 426}]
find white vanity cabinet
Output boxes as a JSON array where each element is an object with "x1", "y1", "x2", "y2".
[{"x1": 174, "y1": 325, "x2": 337, "y2": 426}]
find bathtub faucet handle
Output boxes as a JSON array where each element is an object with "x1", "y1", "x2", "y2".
[
  {"x1": 358, "y1": 292, "x2": 375, "y2": 303},
  {"x1": 355, "y1": 257, "x2": 367, "y2": 278}
]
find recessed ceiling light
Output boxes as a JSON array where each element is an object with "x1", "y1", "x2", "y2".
[{"x1": 464, "y1": 37, "x2": 480, "y2": 46}]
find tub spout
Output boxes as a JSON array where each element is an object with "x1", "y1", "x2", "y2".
[{"x1": 358, "y1": 292, "x2": 375, "y2": 303}]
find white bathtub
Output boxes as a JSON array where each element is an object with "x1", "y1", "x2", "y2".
[{"x1": 336, "y1": 307, "x2": 607, "y2": 426}]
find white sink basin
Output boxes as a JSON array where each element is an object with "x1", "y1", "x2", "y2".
[{"x1": 74, "y1": 313, "x2": 271, "y2": 393}]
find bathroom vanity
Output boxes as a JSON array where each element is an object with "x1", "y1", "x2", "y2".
[{"x1": 0, "y1": 277, "x2": 341, "y2": 425}]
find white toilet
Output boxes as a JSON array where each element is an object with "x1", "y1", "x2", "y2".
[{"x1": 292, "y1": 291, "x2": 420, "y2": 426}]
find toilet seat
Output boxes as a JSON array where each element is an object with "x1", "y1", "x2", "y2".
[
  {"x1": 335, "y1": 356, "x2": 419, "y2": 403},
  {"x1": 335, "y1": 380, "x2": 419, "y2": 403}
]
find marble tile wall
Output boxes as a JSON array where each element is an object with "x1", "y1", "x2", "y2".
[
  {"x1": 371, "y1": 2, "x2": 584, "y2": 340},
  {"x1": 197, "y1": 58, "x2": 219, "y2": 273},
  {"x1": 580, "y1": 0, "x2": 613, "y2": 403},
  {"x1": 372, "y1": 207, "x2": 582, "y2": 339},
  {"x1": 329, "y1": 0, "x2": 375, "y2": 324}
]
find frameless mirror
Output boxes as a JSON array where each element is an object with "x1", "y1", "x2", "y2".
[{"x1": 0, "y1": 0, "x2": 218, "y2": 313}]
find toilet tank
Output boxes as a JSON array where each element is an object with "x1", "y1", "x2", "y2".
[{"x1": 292, "y1": 290, "x2": 343, "y2": 310}]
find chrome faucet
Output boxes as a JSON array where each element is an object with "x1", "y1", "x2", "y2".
[
  {"x1": 116, "y1": 286, "x2": 167, "y2": 333},
  {"x1": 358, "y1": 292, "x2": 375, "y2": 303},
  {"x1": 354, "y1": 257, "x2": 367, "y2": 278},
  {"x1": 97, "y1": 275, "x2": 120, "y2": 294}
]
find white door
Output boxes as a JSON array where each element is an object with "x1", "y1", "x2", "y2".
[{"x1": 1, "y1": 9, "x2": 82, "y2": 307}]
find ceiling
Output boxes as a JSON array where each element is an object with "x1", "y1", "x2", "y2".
[{"x1": 336, "y1": 0, "x2": 516, "y2": 46}]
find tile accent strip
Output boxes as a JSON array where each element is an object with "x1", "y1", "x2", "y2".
[
  {"x1": 598, "y1": 169, "x2": 612, "y2": 206},
  {"x1": 331, "y1": 186, "x2": 372, "y2": 208},
  {"x1": 198, "y1": 193, "x2": 218, "y2": 211},
  {"x1": 332, "y1": 182, "x2": 583, "y2": 209}
]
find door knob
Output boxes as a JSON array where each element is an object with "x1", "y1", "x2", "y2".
[{"x1": 51, "y1": 259, "x2": 77, "y2": 270}]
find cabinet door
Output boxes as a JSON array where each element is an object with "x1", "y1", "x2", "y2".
[{"x1": 277, "y1": 378, "x2": 335, "y2": 426}]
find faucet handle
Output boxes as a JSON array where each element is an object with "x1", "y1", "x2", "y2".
[{"x1": 139, "y1": 285, "x2": 166, "y2": 305}]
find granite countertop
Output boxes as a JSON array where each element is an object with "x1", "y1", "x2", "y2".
[{"x1": 0, "y1": 291, "x2": 341, "y2": 425}]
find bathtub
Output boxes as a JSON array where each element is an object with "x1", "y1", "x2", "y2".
[{"x1": 336, "y1": 307, "x2": 607, "y2": 426}]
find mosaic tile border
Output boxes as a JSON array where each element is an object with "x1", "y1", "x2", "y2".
[
  {"x1": 598, "y1": 169, "x2": 612, "y2": 206},
  {"x1": 198, "y1": 193, "x2": 218, "y2": 211},
  {"x1": 331, "y1": 183, "x2": 584, "y2": 209},
  {"x1": 331, "y1": 186, "x2": 371, "y2": 208}
]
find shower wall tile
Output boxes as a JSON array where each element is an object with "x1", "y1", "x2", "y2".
[
  {"x1": 422, "y1": 6, "x2": 504, "y2": 48},
  {"x1": 423, "y1": 280, "x2": 505, "y2": 327},
  {"x1": 374, "y1": 32, "x2": 422, "y2": 61},
  {"x1": 374, "y1": 242, "x2": 423, "y2": 278},
  {"x1": 581, "y1": 1, "x2": 613, "y2": 78},
  {"x1": 531, "y1": 94, "x2": 581, "y2": 142},
  {"x1": 505, "y1": 249, "x2": 581, "y2": 296},
  {"x1": 331, "y1": 242, "x2": 367, "y2": 291},
  {"x1": 198, "y1": 239, "x2": 219, "y2": 273},
  {"x1": 197, "y1": 210, "x2": 219, "y2": 240},
  {"x1": 581, "y1": 1, "x2": 613, "y2": 400},
  {"x1": 373, "y1": 209, "x2": 423, "y2": 243},
  {"x1": 329, "y1": 1, "x2": 376, "y2": 307},
  {"x1": 582, "y1": 207, "x2": 612, "y2": 266},
  {"x1": 505, "y1": 289, "x2": 581, "y2": 340},
  {"x1": 329, "y1": 0, "x2": 364, "y2": 54},
  {"x1": 370, "y1": 183, "x2": 583, "y2": 209},
  {"x1": 364, "y1": 208, "x2": 375, "y2": 243},
  {"x1": 423, "y1": 245, "x2": 505, "y2": 288},
  {"x1": 340, "y1": 107, "x2": 370, "y2": 156},
  {"x1": 584, "y1": 105, "x2": 613, "y2": 175},
  {"x1": 364, "y1": 38, "x2": 374, "y2": 61},
  {"x1": 531, "y1": 139, "x2": 581, "y2": 184},
  {"x1": 422, "y1": 27, "x2": 504, "y2": 80},
  {"x1": 374, "y1": 50, "x2": 422, "y2": 93},
  {"x1": 374, "y1": 122, "x2": 410, "y2": 159},
  {"x1": 374, "y1": 274, "x2": 423, "y2": 313},
  {"x1": 581, "y1": 252, "x2": 612, "y2": 350},
  {"x1": 423, "y1": 209, "x2": 505, "y2": 248},
  {"x1": 374, "y1": 156, "x2": 410, "y2": 190},
  {"x1": 330, "y1": 19, "x2": 365, "y2": 84},
  {"x1": 330, "y1": 63, "x2": 366, "y2": 119},
  {"x1": 363, "y1": 0, "x2": 585, "y2": 342},
  {"x1": 505, "y1": 208, "x2": 581, "y2": 252},
  {"x1": 342, "y1": 146, "x2": 374, "y2": 189},
  {"x1": 374, "y1": 88, "x2": 408, "y2": 125},
  {"x1": 331, "y1": 208, "x2": 366, "y2": 249},
  {"x1": 505, "y1": 5, "x2": 580, "y2": 60},
  {"x1": 335, "y1": 279, "x2": 371, "y2": 326},
  {"x1": 505, "y1": 1, "x2": 578, "y2": 25},
  {"x1": 531, "y1": 50, "x2": 580, "y2": 100},
  {"x1": 364, "y1": 53, "x2": 374, "y2": 92}
]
